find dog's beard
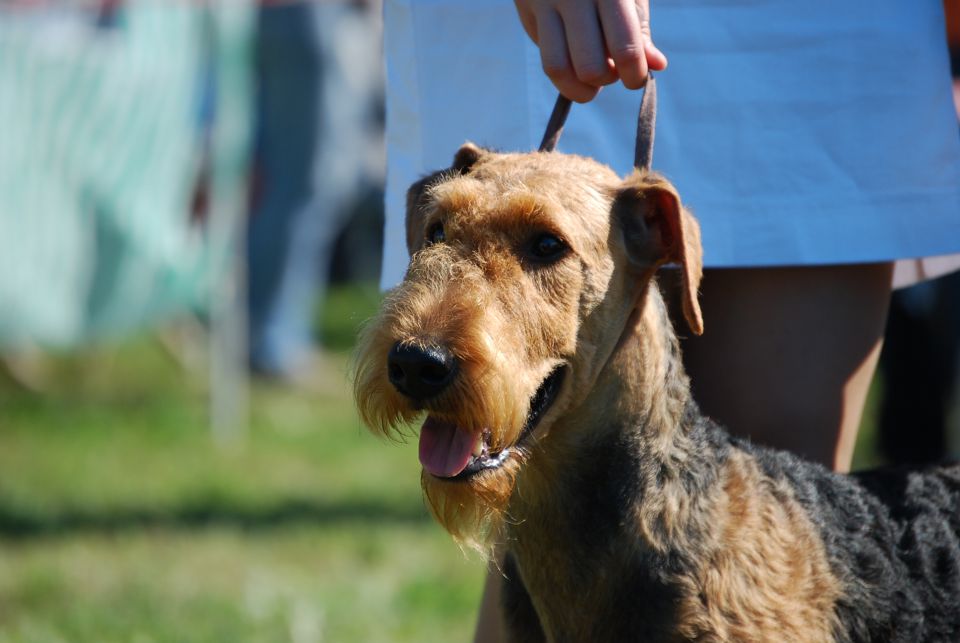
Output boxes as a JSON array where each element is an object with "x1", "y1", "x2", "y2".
[
  {"x1": 353, "y1": 278, "x2": 538, "y2": 555},
  {"x1": 355, "y1": 328, "x2": 530, "y2": 555},
  {"x1": 422, "y1": 454, "x2": 522, "y2": 556}
]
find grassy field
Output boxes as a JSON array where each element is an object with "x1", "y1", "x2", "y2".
[
  {"x1": 0, "y1": 285, "x2": 486, "y2": 643},
  {"x1": 0, "y1": 284, "x2": 887, "y2": 643}
]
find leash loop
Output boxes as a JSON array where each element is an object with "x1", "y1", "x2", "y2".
[
  {"x1": 537, "y1": 94, "x2": 572, "y2": 155},
  {"x1": 538, "y1": 75, "x2": 657, "y2": 172}
]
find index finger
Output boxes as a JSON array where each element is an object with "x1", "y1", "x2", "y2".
[
  {"x1": 598, "y1": 0, "x2": 648, "y2": 89},
  {"x1": 538, "y1": 9, "x2": 602, "y2": 102}
]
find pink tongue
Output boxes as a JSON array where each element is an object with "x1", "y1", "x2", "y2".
[{"x1": 419, "y1": 417, "x2": 476, "y2": 478}]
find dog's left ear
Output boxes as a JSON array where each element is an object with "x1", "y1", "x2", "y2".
[{"x1": 614, "y1": 173, "x2": 704, "y2": 335}]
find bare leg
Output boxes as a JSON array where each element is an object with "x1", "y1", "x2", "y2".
[
  {"x1": 474, "y1": 562, "x2": 506, "y2": 643},
  {"x1": 677, "y1": 263, "x2": 894, "y2": 472}
]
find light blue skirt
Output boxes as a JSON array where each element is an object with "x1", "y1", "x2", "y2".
[{"x1": 381, "y1": 0, "x2": 960, "y2": 288}]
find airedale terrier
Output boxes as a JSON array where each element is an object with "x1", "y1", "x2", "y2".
[{"x1": 353, "y1": 94, "x2": 960, "y2": 641}]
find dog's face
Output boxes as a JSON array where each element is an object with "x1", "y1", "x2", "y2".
[{"x1": 353, "y1": 143, "x2": 701, "y2": 550}]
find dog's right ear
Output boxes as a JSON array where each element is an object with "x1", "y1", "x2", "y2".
[
  {"x1": 451, "y1": 142, "x2": 484, "y2": 173},
  {"x1": 614, "y1": 172, "x2": 704, "y2": 335},
  {"x1": 405, "y1": 143, "x2": 487, "y2": 254}
]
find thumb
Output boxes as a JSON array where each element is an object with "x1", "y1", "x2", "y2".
[
  {"x1": 635, "y1": 0, "x2": 667, "y2": 72},
  {"x1": 515, "y1": 0, "x2": 539, "y2": 43}
]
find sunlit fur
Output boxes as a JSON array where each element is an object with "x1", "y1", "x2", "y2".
[{"x1": 354, "y1": 148, "x2": 699, "y2": 553}]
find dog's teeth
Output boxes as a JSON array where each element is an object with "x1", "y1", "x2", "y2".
[{"x1": 472, "y1": 435, "x2": 484, "y2": 457}]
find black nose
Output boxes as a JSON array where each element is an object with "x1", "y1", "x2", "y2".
[{"x1": 387, "y1": 342, "x2": 457, "y2": 400}]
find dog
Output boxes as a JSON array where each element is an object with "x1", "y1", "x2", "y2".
[{"x1": 353, "y1": 138, "x2": 960, "y2": 641}]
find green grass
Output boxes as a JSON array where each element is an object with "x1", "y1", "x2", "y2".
[{"x1": 0, "y1": 284, "x2": 486, "y2": 643}]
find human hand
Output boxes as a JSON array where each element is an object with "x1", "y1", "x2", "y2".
[{"x1": 514, "y1": 0, "x2": 667, "y2": 103}]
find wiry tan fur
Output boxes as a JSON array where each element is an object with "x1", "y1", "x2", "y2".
[
  {"x1": 355, "y1": 148, "x2": 627, "y2": 551},
  {"x1": 673, "y1": 450, "x2": 842, "y2": 642},
  {"x1": 354, "y1": 143, "x2": 845, "y2": 639}
]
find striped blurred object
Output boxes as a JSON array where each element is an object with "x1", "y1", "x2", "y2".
[{"x1": 0, "y1": 1, "x2": 253, "y2": 348}]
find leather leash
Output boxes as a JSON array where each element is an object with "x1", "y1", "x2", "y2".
[{"x1": 538, "y1": 75, "x2": 657, "y2": 172}]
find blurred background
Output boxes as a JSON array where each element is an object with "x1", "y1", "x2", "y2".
[{"x1": 0, "y1": 1, "x2": 957, "y2": 642}]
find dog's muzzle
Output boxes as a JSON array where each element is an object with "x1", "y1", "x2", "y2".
[{"x1": 418, "y1": 367, "x2": 565, "y2": 481}]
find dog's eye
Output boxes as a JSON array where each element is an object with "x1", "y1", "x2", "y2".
[
  {"x1": 528, "y1": 233, "x2": 567, "y2": 262},
  {"x1": 426, "y1": 223, "x2": 445, "y2": 245}
]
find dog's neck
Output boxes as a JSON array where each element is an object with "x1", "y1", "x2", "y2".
[
  {"x1": 506, "y1": 284, "x2": 725, "y2": 637},
  {"x1": 513, "y1": 279, "x2": 719, "y2": 515},
  {"x1": 564, "y1": 281, "x2": 693, "y2": 446}
]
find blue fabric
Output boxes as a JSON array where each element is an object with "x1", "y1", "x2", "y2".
[{"x1": 381, "y1": 0, "x2": 960, "y2": 287}]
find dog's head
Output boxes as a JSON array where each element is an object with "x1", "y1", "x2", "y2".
[{"x1": 353, "y1": 143, "x2": 702, "y2": 551}]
